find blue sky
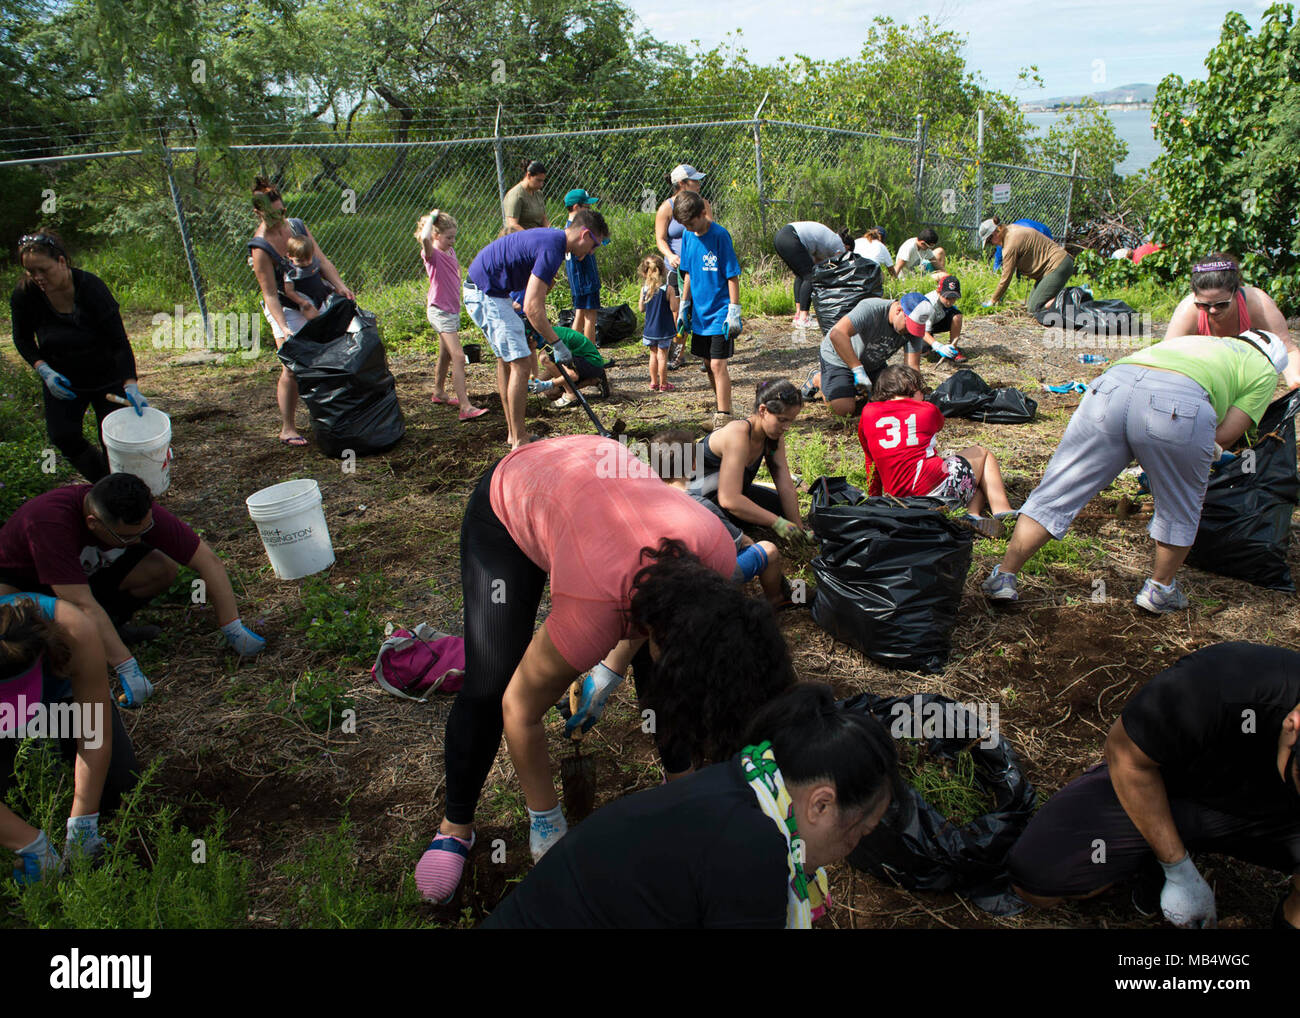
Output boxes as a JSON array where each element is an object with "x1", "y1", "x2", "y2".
[{"x1": 623, "y1": 1, "x2": 1270, "y2": 99}]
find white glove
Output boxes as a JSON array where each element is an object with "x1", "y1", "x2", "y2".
[
  {"x1": 852, "y1": 366, "x2": 870, "y2": 388},
  {"x1": 1160, "y1": 854, "x2": 1217, "y2": 928}
]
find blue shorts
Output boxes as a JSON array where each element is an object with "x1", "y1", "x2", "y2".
[
  {"x1": 642, "y1": 335, "x2": 674, "y2": 350},
  {"x1": 571, "y1": 291, "x2": 601, "y2": 311},
  {"x1": 463, "y1": 282, "x2": 531, "y2": 363}
]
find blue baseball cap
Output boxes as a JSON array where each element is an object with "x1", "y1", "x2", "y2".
[{"x1": 565, "y1": 188, "x2": 598, "y2": 208}]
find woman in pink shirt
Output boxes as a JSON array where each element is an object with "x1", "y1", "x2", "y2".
[
  {"x1": 416, "y1": 209, "x2": 487, "y2": 421},
  {"x1": 414, "y1": 435, "x2": 797, "y2": 903}
]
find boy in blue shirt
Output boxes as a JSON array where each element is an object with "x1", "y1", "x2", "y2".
[
  {"x1": 563, "y1": 188, "x2": 602, "y2": 347},
  {"x1": 674, "y1": 190, "x2": 742, "y2": 430}
]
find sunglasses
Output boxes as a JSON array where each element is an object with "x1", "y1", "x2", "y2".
[
  {"x1": 1194, "y1": 298, "x2": 1234, "y2": 313},
  {"x1": 95, "y1": 515, "x2": 155, "y2": 546},
  {"x1": 582, "y1": 228, "x2": 610, "y2": 248}
]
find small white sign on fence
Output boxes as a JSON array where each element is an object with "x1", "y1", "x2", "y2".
[{"x1": 991, "y1": 183, "x2": 1011, "y2": 204}]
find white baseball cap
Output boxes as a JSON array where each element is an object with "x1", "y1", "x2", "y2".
[
  {"x1": 670, "y1": 164, "x2": 706, "y2": 185},
  {"x1": 977, "y1": 219, "x2": 998, "y2": 245},
  {"x1": 1241, "y1": 330, "x2": 1291, "y2": 372}
]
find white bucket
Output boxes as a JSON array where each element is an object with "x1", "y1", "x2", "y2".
[
  {"x1": 245, "y1": 479, "x2": 335, "y2": 580},
  {"x1": 102, "y1": 407, "x2": 173, "y2": 495}
]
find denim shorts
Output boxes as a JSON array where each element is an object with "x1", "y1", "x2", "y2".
[
  {"x1": 1020, "y1": 363, "x2": 1216, "y2": 546},
  {"x1": 463, "y1": 282, "x2": 530, "y2": 362},
  {"x1": 426, "y1": 305, "x2": 461, "y2": 334}
]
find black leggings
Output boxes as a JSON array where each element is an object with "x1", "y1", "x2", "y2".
[
  {"x1": 774, "y1": 225, "x2": 816, "y2": 312},
  {"x1": 43, "y1": 384, "x2": 125, "y2": 482},
  {"x1": 0, "y1": 675, "x2": 140, "y2": 814},
  {"x1": 442, "y1": 465, "x2": 692, "y2": 823}
]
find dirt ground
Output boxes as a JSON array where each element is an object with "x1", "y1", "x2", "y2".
[{"x1": 33, "y1": 305, "x2": 1300, "y2": 928}]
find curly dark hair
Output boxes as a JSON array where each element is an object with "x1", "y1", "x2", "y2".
[{"x1": 627, "y1": 539, "x2": 796, "y2": 763}]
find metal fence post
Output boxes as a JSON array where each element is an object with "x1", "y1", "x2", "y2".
[
  {"x1": 493, "y1": 103, "x2": 507, "y2": 222},
  {"x1": 753, "y1": 90, "x2": 769, "y2": 237},
  {"x1": 158, "y1": 129, "x2": 208, "y2": 331},
  {"x1": 913, "y1": 114, "x2": 925, "y2": 223},
  {"x1": 1063, "y1": 148, "x2": 1079, "y2": 242},
  {"x1": 974, "y1": 109, "x2": 985, "y2": 250}
]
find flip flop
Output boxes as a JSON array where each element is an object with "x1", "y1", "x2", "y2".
[
  {"x1": 458, "y1": 407, "x2": 489, "y2": 422},
  {"x1": 279, "y1": 435, "x2": 309, "y2": 447},
  {"x1": 430, "y1": 394, "x2": 459, "y2": 406}
]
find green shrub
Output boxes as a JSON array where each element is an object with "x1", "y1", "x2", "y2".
[
  {"x1": 270, "y1": 668, "x2": 355, "y2": 733},
  {"x1": 297, "y1": 573, "x2": 388, "y2": 662}
]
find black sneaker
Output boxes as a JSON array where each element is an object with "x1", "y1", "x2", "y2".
[{"x1": 116, "y1": 622, "x2": 162, "y2": 646}]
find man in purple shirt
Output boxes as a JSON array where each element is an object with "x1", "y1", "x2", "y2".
[{"x1": 463, "y1": 209, "x2": 610, "y2": 449}]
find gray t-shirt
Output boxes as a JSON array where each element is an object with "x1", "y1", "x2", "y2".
[
  {"x1": 790, "y1": 222, "x2": 845, "y2": 263},
  {"x1": 819, "y1": 297, "x2": 905, "y2": 371}
]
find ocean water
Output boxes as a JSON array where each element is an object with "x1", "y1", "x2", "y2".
[{"x1": 1024, "y1": 107, "x2": 1160, "y2": 176}]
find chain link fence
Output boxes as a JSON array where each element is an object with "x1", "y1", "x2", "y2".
[{"x1": 0, "y1": 104, "x2": 1088, "y2": 319}]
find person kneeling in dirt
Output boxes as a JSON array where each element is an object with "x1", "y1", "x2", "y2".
[
  {"x1": 0, "y1": 473, "x2": 267, "y2": 708},
  {"x1": 1, "y1": 594, "x2": 139, "y2": 883},
  {"x1": 859, "y1": 366, "x2": 1014, "y2": 537},
  {"x1": 414, "y1": 435, "x2": 795, "y2": 904},
  {"x1": 1008, "y1": 642, "x2": 1300, "y2": 929},
  {"x1": 800, "y1": 296, "x2": 910, "y2": 417},
  {"x1": 982, "y1": 330, "x2": 1290, "y2": 613},
  {"x1": 526, "y1": 322, "x2": 608, "y2": 407},
  {"x1": 978, "y1": 217, "x2": 1073, "y2": 314},
  {"x1": 482, "y1": 682, "x2": 901, "y2": 928}
]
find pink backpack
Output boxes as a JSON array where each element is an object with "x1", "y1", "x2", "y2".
[{"x1": 371, "y1": 624, "x2": 466, "y2": 701}]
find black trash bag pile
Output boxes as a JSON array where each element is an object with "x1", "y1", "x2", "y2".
[
  {"x1": 1033, "y1": 285, "x2": 1145, "y2": 337},
  {"x1": 839, "y1": 691, "x2": 1037, "y2": 915},
  {"x1": 558, "y1": 303, "x2": 636, "y2": 346},
  {"x1": 928, "y1": 368, "x2": 1037, "y2": 424},
  {"x1": 808, "y1": 477, "x2": 973, "y2": 673},
  {"x1": 1188, "y1": 389, "x2": 1300, "y2": 591},
  {"x1": 810, "y1": 252, "x2": 883, "y2": 333},
  {"x1": 278, "y1": 296, "x2": 406, "y2": 458}
]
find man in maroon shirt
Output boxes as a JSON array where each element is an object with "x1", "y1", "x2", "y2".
[{"x1": 0, "y1": 473, "x2": 266, "y2": 706}]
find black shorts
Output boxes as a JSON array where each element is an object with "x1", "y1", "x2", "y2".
[
  {"x1": 569, "y1": 356, "x2": 603, "y2": 382},
  {"x1": 691, "y1": 333, "x2": 733, "y2": 360},
  {"x1": 0, "y1": 544, "x2": 152, "y2": 605},
  {"x1": 1007, "y1": 763, "x2": 1300, "y2": 897},
  {"x1": 819, "y1": 355, "x2": 878, "y2": 403}
]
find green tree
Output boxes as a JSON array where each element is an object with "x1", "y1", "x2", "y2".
[{"x1": 1148, "y1": 4, "x2": 1300, "y2": 309}]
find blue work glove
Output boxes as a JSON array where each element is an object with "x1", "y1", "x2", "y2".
[
  {"x1": 65, "y1": 813, "x2": 108, "y2": 864},
  {"x1": 123, "y1": 382, "x2": 148, "y2": 416},
  {"x1": 676, "y1": 301, "x2": 691, "y2": 337},
  {"x1": 114, "y1": 657, "x2": 154, "y2": 708},
  {"x1": 981, "y1": 300, "x2": 995, "y2": 309},
  {"x1": 527, "y1": 378, "x2": 554, "y2": 394},
  {"x1": 221, "y1": 618, "x2": 266, "y2": 657},
  {"x1": 13, "y1": 830, "x2": 61, "y2": 884},
  {"x1": 726, "y1": 303, "x2": 743, "y2": 339},
  {"x1": 1160, "y1": 854, "x2": 1217, "y2": 928},
  {"x1": 934, "y1": 343, "x2": 960, "y2": 360},
  {"x1": 550, "y1": 338, "x2": 573, "y2": 365},
  {"x1": 564, "y1": 663, "x2": 626, "y2": 740},
  {"x1": 37, "y1": 363, "x2": 76, "y2": 400}
]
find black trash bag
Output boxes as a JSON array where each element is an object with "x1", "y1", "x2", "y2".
[
  {"x1": 1187, "y1": 389, "x2": 1300, "y2": 591},
  {"x1": 278, "y1": 296, "x2": 406, "y2": 458},
  {"x1": 808, "y1": 476, "x2": 973, "y2": 673},
  {"x1": 810, "y1": 252, "x2": 883, "y2": 333},
  {"x1": 1034, "y1": 285, "x2": 1145, "y2": 337},
  {"x1": 557, "y1": 303, "x2": 636, "y2": 347},
  {"x1": 927, "y1": 368, "x2": 1037, "y2": 424},
  {"x1": 839, "y1": 691, "x2": 1037, "y2": 915}
]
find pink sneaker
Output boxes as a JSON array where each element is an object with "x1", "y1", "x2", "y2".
[{"x1": 414, "y1": 831, "x2": 475, "y2": 903}]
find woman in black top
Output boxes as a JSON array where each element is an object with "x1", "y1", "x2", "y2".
[{"x1": 10, "y1": 232, "x2": 148, "y2": 481}]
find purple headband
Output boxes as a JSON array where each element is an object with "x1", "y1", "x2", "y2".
[{"x1": 1192, "y1": 260, "x2": 1236, "y2": 274}]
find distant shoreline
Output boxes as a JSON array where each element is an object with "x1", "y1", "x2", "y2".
[{"x1": 1020, "y1": 102, "x2": 1154, "y2": 113}]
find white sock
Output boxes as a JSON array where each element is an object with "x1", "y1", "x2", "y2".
[{"x1": 528, "y1": 806, "x2": 568, "y2": 862}]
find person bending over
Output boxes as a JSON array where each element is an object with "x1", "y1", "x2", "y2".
[
  {"x1": 893, "y1": 227, "x2": 945, "y2": 277},
  {"x1": 978, "y1": 217, "x2": 1073, "y2": 314},
  {"x1": 900, "y1": 274, "x2": 966, "y2": 366},
  {"x1": 801, "y1": 297, "x2": 910, "y2": 417}
]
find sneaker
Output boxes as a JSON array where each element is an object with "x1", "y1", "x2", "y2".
[
  {"x1": 116, "y1": 622, "x2": 162, "y2": 646},
  {"x1": 649, "y1": 382, "x2": 660, "y2": 391},
  {"x1": 711, "y1": 411, "x2": 733, "y2": 431},
  {"x1": 1134, "y1": 577, "x2": 1189, "y2": 614},
  {"x1": 414, "y1": 831, "x2": 476, "y2": 903},
  {"x1": 981, "y1": 564, "x2": 1019, "y2": 602},
  {"x1": 800, "y1": 366, "x2": 820, "y2": 402}
]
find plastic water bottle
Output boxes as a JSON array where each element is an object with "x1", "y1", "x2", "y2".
[{"x1": 1077, "y1": 354, "x2": 1109, "y2": 364}]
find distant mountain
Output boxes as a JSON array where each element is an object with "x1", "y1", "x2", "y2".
[{"x1": 1021, "y1": 83, "x2": 1157, "y2": 110}]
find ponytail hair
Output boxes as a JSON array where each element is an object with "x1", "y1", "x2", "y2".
[
  {"x1": 639, "y1": 255, "x2": 666, "y2": 290},
  {"x1": 754, "y1": 378, "x2": 803, "y2": 413},
  {"x1": 0, "y1": 598, "x2": 69, "y2": 681},
  {"x1": 744, "y1": 683, "x2": 904, "y2": 813}
]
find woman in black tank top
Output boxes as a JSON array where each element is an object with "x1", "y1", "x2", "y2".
[{"x1": 690, "y1": 380, "x2": 813, "y2": 545}]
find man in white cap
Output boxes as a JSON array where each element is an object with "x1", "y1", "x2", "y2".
[{"x1": 979, "y1": 217, "x2": 1074, "y2": 313}]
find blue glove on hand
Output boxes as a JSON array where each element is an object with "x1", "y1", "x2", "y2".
[
  {"x1": 980, "y1": 300, "x2": 995, "y2": 309},
  {"x1": 221, "y1": 618, "x2": 266, "y2": 657},
  {"x1": 123, "y1": 383, "x2": 148, "y2": 416},
  {"x1": 66, "y1": 813, "x2": 108, "y2": 864},
  {"x1": 114, "y1": 657, "x2": 154, "y2": 708},
  {"x1": 37, "y1": 363, "x2": 76, "y2": 400},
  {"x1": 726, "y1": 303, "x2": 743, "y2": 339},
  {"x1": 852, "y1": 366, "x2": 871, "y2": 390},
  {"x1": 13, "y1": 830, "x2": 61, "y2": 884},
  {"x1": 564, "y1": 663, "x2": 626, "y2": 740},
  {"x1": 934, "y1": 343, "x2": 960, "y2": 360}
]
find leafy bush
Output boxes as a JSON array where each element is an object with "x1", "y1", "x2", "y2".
[
  {"x1": 0, "y1": 355, "x2": 74, "y2": 520},
  {"x1": 296, "y1": 573, "x2": 388, "y2": 662},
  {"x1": 270, "y1": 668, "x2": 355, "y2": 733}
]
